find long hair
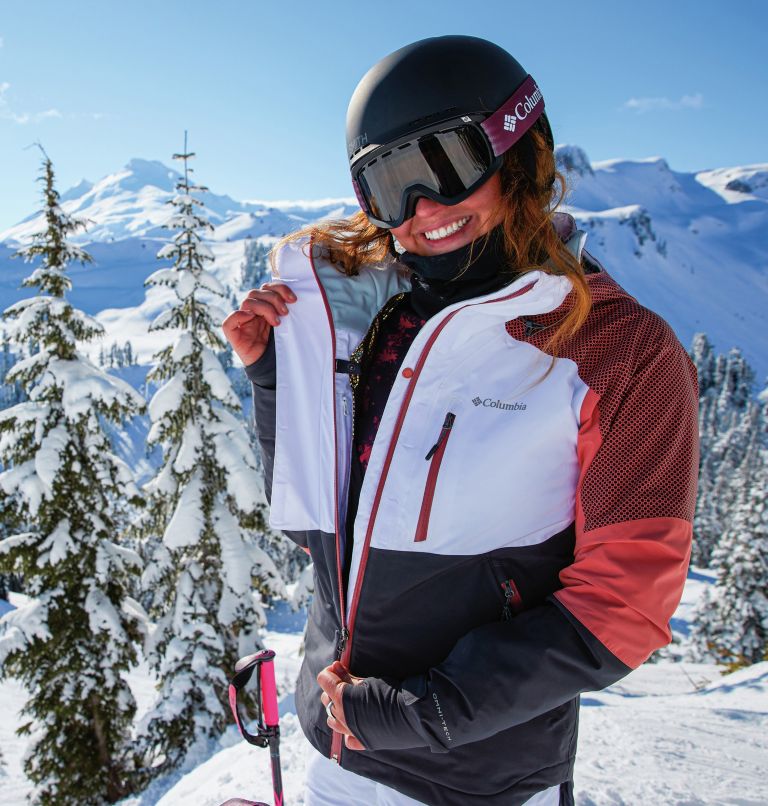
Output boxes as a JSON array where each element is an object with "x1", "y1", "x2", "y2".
[{"x1": 274, "y1": 123, "x2": 591, "y2": 355}]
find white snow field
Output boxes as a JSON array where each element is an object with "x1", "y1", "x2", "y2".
[{"x1": 1, "y1": 574, "x2": 766, "y2": 805}]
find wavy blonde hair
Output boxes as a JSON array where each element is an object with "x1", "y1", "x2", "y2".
[{"x1": 274, "y1": 125, "x2": 591, "y2": 355}]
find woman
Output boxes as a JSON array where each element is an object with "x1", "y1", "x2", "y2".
[{"x1": 223, "y1": 35, "x2": 698, "y2": 806}]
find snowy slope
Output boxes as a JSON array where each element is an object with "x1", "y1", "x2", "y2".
[
  {"x1": 4, "y1": 574, "x2": 766, "y2": 805},
  {"x1": 555, "y1": 148, "x2": 768, "y2": 381},
  {"x1": 0, "y1": 152, "x2": 766, "y2": 379}
]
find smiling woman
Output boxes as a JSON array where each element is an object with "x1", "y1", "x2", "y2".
[{"x1": 223, "y1": 34, "x2": 699, "y2": 806}]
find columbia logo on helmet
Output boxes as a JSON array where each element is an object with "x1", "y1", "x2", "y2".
[{"x1": 503, "y1": 85, "x2": 544, "y2": 134}]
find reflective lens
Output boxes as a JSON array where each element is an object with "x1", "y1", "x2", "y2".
[{"x1": 355, "y1": 124, "x2": 496, "y2": 227}]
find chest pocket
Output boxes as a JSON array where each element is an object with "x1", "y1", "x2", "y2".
[{"x1": 379, "y1": 335, "x2": 586, "y2": 556}]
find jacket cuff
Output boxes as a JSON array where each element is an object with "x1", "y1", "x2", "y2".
[
  {"x1": 243, "y1": 331, "x2": 276, "y2": 389},
  {"x1": 342, "y1": 676, "x2": 434, "y2": 752}
]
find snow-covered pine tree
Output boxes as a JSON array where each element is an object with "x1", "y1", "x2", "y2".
[
  {"x1": 0, "y1": 336, "x2": 24, "y2": 600},
  {"x1": 240, "y1": 238, "x2": 271, "y2": 291},
  {"x1": 0, "y1": 335, "x2": 24, "y2": 410},
  {"x1": 692, "y1": 339, "x2": 756, "y2": 565},
  {"x1": 691, "y1": 427, "x2": 768, "y2": 667},
  {"x1": 135, "y1": 136, "x2": 283, "y2": 779},
  {"x1": 0, "y1": 149, "x2": 146, "y2": 804}
]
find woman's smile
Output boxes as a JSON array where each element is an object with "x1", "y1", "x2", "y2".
[{"x1": 391, "y1": 172, "x2": 504, "y2": 256}]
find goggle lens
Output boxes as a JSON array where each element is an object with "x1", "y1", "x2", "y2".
[{"x1": 355, "y1": 124, "x2": 495, "y2": 228}]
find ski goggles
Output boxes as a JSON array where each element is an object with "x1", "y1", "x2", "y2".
[{"x1": 350, "y1": 75, "x2": 545, "y2": 229}]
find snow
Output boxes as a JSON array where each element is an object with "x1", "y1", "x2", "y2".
[
  {"x1": 33, "y1": 423, "x2": 69, "y2": 489},
  {"x1": 0, "y1": 460, "x2": 47, "y2": 517},
  {"x1": 39, "y1": 519, "x2": 74, "y2": 565},
  {"x1": 148, "y1": 372, "x2": 186, "y2": 424},
  {"x1": 85, "y1": 587, "x2": 127, "y2": 644},
  {"x1": 0, "y1": 595, "x2": 52, "y2": 663},
  {"x1": 37, "y1": 357, "x2": 145, "y2": 420},
  {"x1": 202, "y1": 348, "x2": 240, "y2": 408},
  {"x1": 2, "y1": 571, "x2": 766, "y2": 804},
  {"x1": 161, "y1": 468, "x2": 205, "y2": 550},
  {"x1": 172, "y1": 421, "x2": 203, "y2": 474}
]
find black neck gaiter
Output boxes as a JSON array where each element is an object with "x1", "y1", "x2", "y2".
[{"x1": 399, "y1": 225, "x2": 519, "y2": 319}]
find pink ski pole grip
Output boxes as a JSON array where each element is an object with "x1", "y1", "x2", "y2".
[{"x1": 259, "y1": 656, "x2": 279, "y2": 727}]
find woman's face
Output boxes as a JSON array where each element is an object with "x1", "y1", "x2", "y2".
[{"x1": 390, "y1": 171, "x2": 504, "y2": 256}]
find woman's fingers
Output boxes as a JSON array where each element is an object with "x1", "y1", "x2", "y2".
[
  {"x1": 257, "y1": 281, "x2": 297, "y2": 304},
  {"x1": 239, "y1": 297, "x2": 284, "y2": 327},
  {"x1": 317, "y1": 668, "x2": 349, "y2": 727},
  {"x1": 238, "y1": 284, "x2": 297, "y2": 326},
  {"x1": 317, "y1": 665, "x2": 366, "y2": 750},
  {"x1": 345, "y1": 735, "x2": 365, "y2": 751},
  {"x1": 243, "y1": 288, "x2": 288, "y2": 315}
]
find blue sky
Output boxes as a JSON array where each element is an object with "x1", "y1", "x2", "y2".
[{"x1": 0, "y1": 0, "x2": 765, "y2": 230}]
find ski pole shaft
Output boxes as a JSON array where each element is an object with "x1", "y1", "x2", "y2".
[{"x1": 268, "y1": 734, "x2": 283, "y2": 806}]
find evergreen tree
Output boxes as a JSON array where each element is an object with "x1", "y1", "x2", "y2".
[
  {"x1": 0, "y1": 336, "x2": 25, "y2": 600},
  {"x1": 691, "y1": 432, "x2": 768, "y2": 667},
  {"x1": 240, "y1": 238, "x2": 271, "y2": 292},
  {"x1": 692, "y1": 339, "x2": 756, "y2": 566},
  {"x1": 135, "y1": 136, "x2": 283, "y2": 779},
  {"x1": 0, "y1": 149, "x2": 146, "y2": 804},
  {"x1": 0, "y1": 335, "x2": 24, "y2": 410}
]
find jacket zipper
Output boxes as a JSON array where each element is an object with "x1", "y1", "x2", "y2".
[
  {"x1": 414, "y1": 412, "x2": 456, "y2": 542},
  {"x1": 501, "y1": 578, "x2": 523, "y2": 620},
  {"x1": 308, "y1": 245, "x2": 349, "y2": 766},
  {"x1": 335, "y1": 281, "x2": 536, "y2": 763}
]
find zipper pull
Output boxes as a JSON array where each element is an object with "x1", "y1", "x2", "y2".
[
  {"x1": 523, "y1": 318, "x2": 547, "y2": 337},
  {"x1": 501, "y1": 579, "x2": 521, "y2": 621},
  {"x1": 342, "y1": 395, "x2": 349, "y2": 417},
  {"x1": 335, "y1": 627, "x2": 349, "y2": 660},
  {"x1": 348, "y1": 359, "x2": 361, "y2": 391},
  {"x1": 425, "y1": 412, "x2": 456, "y2": 460}
]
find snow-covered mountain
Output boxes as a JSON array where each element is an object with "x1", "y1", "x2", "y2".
[
  {"x1": 1, "y1": 151, "x2": 766, "y2": 379},
  {"x1": 0, "y1": 158, "x2": 360, "y2": 245}
]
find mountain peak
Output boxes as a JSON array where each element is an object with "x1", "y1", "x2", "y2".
[
  {"x1": 117, "y1": 159, "x2": 180, "y2": 192},
  {"x1": 60, "y1": 179, "x2": 95, "y2": 203},
  {"x1": 555, "y1": 145, "x2": 593, "y2": 177}
]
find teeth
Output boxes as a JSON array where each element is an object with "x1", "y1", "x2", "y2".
[{"x1": 424, "y1": 217, "x2": 470, "y2": 241}]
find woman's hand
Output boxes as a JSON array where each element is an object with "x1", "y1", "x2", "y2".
[
  {"x1": 317, "y1": 661, "x2": 367, "y2": 751},
  {"x1": 222, "y1": 282, "x2": 297, "y2": 366}
]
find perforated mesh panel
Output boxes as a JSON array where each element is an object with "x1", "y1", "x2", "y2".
[{"x1": 506, "y1": 271, "x2": 699, "y2": 533}]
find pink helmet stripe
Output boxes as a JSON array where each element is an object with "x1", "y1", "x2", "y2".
[{"x1": 481, "y1": 74, "x2": 545, "y2": 156}]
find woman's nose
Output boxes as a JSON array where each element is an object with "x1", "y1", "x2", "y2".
[{"x1": 413, "y1": 195, "x2": 448, "y2": 217}]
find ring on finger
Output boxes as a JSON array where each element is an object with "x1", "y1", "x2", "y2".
[{"x1": 325, "y1": 700, "x2": 335, "y2": 720}]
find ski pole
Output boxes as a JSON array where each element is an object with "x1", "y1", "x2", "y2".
[{"x1": 219, "y1": 649, "x2": 283, "y2": 806}]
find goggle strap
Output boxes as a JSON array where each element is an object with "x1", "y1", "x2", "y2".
[{"x1": 481, "y1": 74, "x2": 545, "y2": 157}]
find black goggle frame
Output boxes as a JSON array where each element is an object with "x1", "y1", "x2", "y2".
[{"x1": 351, "y1": 114, "x2": 502, "y2": 229}]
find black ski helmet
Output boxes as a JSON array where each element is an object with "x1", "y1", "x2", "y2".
[{"x1": 346, "y1": 35, "x2": 552, "y2": 227}]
